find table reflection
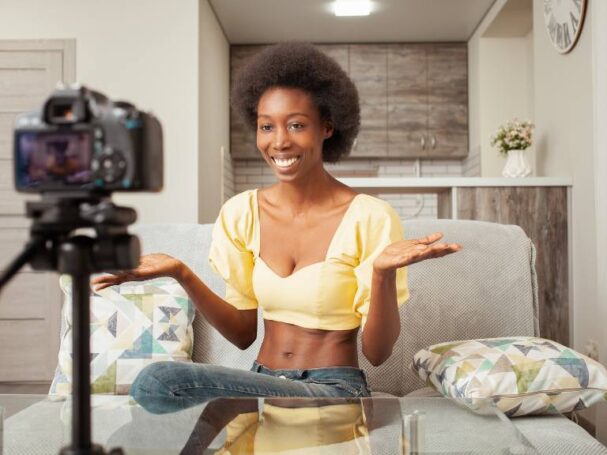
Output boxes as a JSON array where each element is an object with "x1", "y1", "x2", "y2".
[{"x1": 179, "y1": 397, "x2": 402, "y2": 454}]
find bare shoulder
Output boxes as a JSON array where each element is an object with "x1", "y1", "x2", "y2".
[{"x1": 331, "y1": 182, "x2": 359, "y2": 205}]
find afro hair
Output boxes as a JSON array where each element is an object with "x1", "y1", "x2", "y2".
[{"x1": 231, "y1": 42, "x2": 360, "y2": 163}]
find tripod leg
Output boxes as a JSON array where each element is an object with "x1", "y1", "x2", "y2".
[
  {"x1": 72, "y1": 271, "x2": 92, "y2": 450},
  {"x1": 0, "y1": 239, "x2": 44, "y2": 289},
  {"x1": 58, "y1": 237, "x2": 105, "y2": 455}
]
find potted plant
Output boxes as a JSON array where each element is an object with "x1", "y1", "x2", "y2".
[{"x1": 490, "y1": 119, "x2": 534, "y2": 178}]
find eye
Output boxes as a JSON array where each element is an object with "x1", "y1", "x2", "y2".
[
  {"x1": 289, "y1": 122, "x2": 304, "y2": 131},
  {"x1": 258, "y1": 124, "x2": 272, "y2": 132}
]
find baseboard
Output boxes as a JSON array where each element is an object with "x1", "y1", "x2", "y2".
[{"x1": 0, "y1": 382, "x2": 51, "y2": 394}]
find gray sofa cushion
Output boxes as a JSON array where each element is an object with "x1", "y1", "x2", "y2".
[
  {"x1": 359, "y1": 219, "x2": 539, "y2": 396},
  {"x1": 131, "y1": 219, "x2": 538, "y2": 396}
]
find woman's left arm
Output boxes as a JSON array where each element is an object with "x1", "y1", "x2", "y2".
[{"x1": 361, "y1": 232, "x2": 462, "y2": 366}]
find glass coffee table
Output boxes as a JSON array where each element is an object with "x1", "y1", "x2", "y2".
[{"x1": 1, "y1": 394, "x2": 537, "y2": 454}]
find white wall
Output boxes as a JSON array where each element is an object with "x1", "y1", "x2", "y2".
[
  {"x1": 533, "y1": 4, "x2": 593, "y2": 178},
  {"x1": 0, "y1": 0, "x2": 200, "y2": 224},
  {"x1": 593, "y1": 0, "x2": 607, "y2": 364},
  {"x1": 533, "y1": 0, "x2": 597, "y2": 353},
  {"x1": 467, "y1": 0, "x2": 507, "y2": 178},
  {"x1": 467, "y1": 0, "x2": 535, "y2": 177},
  {"x1": 592, "y1": 0, "x2": 607, "y2": 442},
  {"x1": 199, "y1": 0, "x2": 230, "y2": 223},
  {"x1": 479, "y1": 36, "x2": 535, "y2": 176}
]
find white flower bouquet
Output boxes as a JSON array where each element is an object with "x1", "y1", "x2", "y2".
[{"x1": 490, "y1": 119, "x2": 535, "y2": 157}]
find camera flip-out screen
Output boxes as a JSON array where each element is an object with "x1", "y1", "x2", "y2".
[{"x1": 15, "y1": 131, "x2": 93, "y2": 189}]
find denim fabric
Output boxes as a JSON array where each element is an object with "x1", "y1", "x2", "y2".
[{"x1": 130, "y1": 361, "x2": 371, "y2": 414}]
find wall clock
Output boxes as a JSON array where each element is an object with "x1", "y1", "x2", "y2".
[{"x1": 543, "y1": 0, "x2": 588, "y2": 54}]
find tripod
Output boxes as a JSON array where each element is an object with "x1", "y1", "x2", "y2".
[{"x1": 0, "y1": 196, "x2": 140, "y2": 455}]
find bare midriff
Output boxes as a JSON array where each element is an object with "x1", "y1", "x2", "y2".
[{"x1": 256, "y1": 319, "x2": 360, "y2": 370}]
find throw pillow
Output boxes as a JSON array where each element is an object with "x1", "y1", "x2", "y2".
[
  {"x1": 412, "y1": 336, "x2": 607, "y2": 417},
  {"x1": 50, "y1": 275, "x2": 195, "y2": 396}
]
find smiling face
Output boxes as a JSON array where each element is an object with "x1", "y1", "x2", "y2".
[{"x1": 256, "y1": 87, "x2": 333, "y2": 182}]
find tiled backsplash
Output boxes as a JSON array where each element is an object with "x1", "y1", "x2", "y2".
[{"x1": 223, "y1": 148, "x2": 480, "y2": 220}]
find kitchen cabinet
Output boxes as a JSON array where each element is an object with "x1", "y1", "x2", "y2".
[
  {"x1": 349, "y1": 44, "x2": 388, "y2": 158},
  {"x1": 230, "y1": 43, "x2": 468, "y2": 160},
  {"x1": 388, "y1": 43, "x2": 468, "y2": 159},
  {"x1": 230, "y1": 45, "x2": 264, "y2": 160}
]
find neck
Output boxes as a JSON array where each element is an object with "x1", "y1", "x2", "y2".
[{"x1": 272, "y1": 167, "x2": 338, "y2": 212}]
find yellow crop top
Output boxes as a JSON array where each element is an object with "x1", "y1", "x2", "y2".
[{"x1": 208, "y1": 189, "x2": 409, "y2": 330}]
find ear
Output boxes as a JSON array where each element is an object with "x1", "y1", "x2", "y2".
[{"x1": 323, "y1": 121, "x2": 334, "y2": 139}]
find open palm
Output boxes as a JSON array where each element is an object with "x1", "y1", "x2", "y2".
[
  {"x1": 373, "y1": 232, "x2": 462, "y2": 274},
  {"x1": 91, "y1": 253, "x2": 181, "y2": 291}
]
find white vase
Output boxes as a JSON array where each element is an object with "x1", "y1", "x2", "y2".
[{"x1": 502, "y1": 149, "x2": 532, "y2": 178}]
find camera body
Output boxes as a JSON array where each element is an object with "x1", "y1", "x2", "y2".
[{"x1": 14, "y1": 85, "x2": 163, "y2": 194}]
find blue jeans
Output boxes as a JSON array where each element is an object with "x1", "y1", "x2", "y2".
[{"x1": 130, "y1": 360, "x2": 371, "y2": 414}]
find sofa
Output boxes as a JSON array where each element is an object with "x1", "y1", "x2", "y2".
[
  {"x1": 129, "y1": 220, "x2": 605, "y2": 454},
  {"x1": 5, "y1": 219, "x2": 607, "y2": 454}
]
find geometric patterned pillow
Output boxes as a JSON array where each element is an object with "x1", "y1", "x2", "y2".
[
  {"x1": 49, "y1": 276, "x2": 195, "y2": 396},
  {"x1": 412, "y1": 336, "x2": 607, "y2": 417}
]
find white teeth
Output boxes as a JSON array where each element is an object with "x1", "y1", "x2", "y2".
[{"x1": 273, "y1": 156, "x2": 299, "y2": 168}]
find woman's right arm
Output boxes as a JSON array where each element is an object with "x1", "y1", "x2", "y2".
[
  {"x1": 176, "y1": 263, "x2": 258, "y2": 350},
  {"x1": 91, "y1": 254, "x2": 257, "y2": 350}
]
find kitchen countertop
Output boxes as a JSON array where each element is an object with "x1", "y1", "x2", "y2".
[{"x1": 338, "y1": 177, "x2": 572, "y2": 193}]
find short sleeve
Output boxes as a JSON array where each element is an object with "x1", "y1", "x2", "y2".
[
  {"x1": 208, "y1": 193, "x2": 258, "y2": 310},
  {"x1": 353, "y1": 202, "x2": 409, "y2": 328}
]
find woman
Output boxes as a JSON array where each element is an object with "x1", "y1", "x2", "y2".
[{"x1": 92, "y1": 42, "x2": 462, "y2": 411}]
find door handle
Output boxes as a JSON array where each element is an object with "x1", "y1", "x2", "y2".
[
  {"x1": 420, "y1": 135, "x2": 426, "y2": 150},
  {"x1": 431, "y1": 135, "x2": 436, "y2": 149}
]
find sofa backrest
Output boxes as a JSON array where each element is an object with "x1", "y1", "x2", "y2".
[{"x1": 132, "y1": 219, "x2": 539, "y2": 396}]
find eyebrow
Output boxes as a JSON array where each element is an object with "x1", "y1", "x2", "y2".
[{"x1": 257, "y1": 113, "x2": 311, "y2": 119}]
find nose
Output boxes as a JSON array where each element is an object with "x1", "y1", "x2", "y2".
[{"x1": 273, "y1": 126, "x2": 290, "y2": 151}]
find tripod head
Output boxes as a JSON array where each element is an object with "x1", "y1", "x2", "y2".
[
  {"x1": 29, "y1": 196, "x2": 139, "y2": 273},
  {"x1": 0, "y1": 196, "x2": 140, "y2": 289}
]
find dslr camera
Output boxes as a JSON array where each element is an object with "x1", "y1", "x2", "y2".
[{"x1": 14, "y1": 84, "x2": 162, "y2": 194}]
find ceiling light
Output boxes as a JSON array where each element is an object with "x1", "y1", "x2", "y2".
[{"x1": 334, "y1": 0, "x2": 372, "y2": 17}]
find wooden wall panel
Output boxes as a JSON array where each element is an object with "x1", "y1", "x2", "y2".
[{"x1": 456, "y1": 187, "x2": 569, "y2": 345}]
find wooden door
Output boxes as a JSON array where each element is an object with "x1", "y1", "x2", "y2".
[{"x1": 0, "y1": 40, "x2": 75, "y2": 385}]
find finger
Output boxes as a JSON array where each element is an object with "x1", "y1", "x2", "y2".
[
  {"x1": 415, "y1": 232, "x2": 444, "y2": 245},
  {"x1": 92, "y1": 282, "x2": 114, "y2": 292},
  {"x1": 91, "y1": 273, "x2": 120, "y2": 284},
  {"x1": 425, "y1": 244, "x2": 462, "y2": 259}
]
